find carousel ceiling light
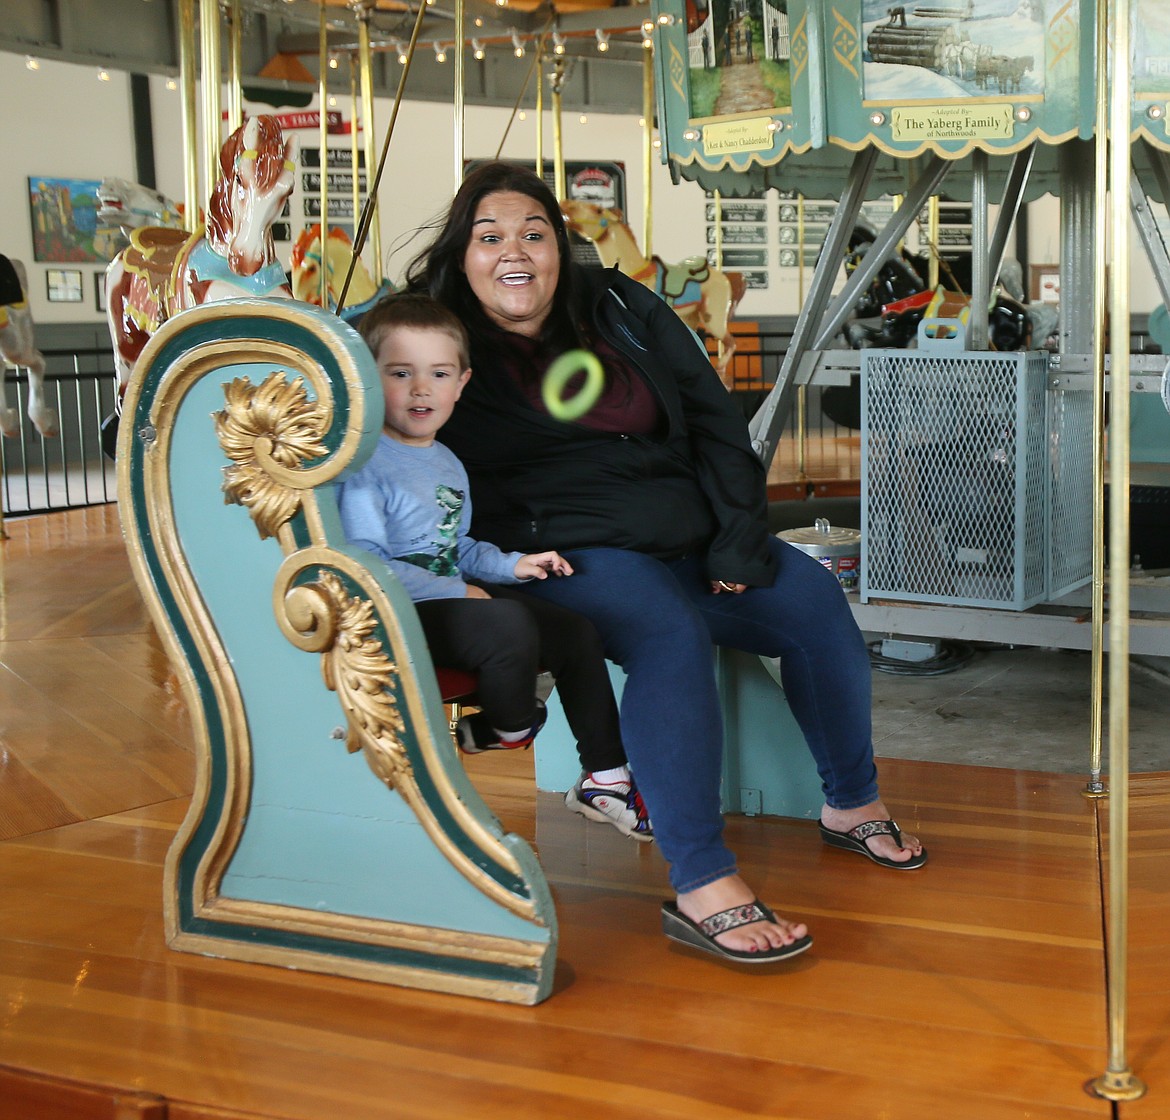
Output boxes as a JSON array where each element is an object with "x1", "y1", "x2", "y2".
[
  {"x1": 25, "y1": 56, "x2": 40, "y2": 71},
  {"x1": 1015, "y1": 105, "x2": 1032, "y2": 122},
  {"x1": 579, "y1": 113, "x2": 588, "y2": 124},
  {"x1": 512, "y1": 31, "x2": 525, "y2": 57},
  {"x1": 553, "y1": 31, "x2": 566, "y2": 56},
  {"x1": 869, "y1": 110, "x2": 886, "y2": 125},
  {"x1": 328, "y1": 55, "x2": 338, "y2": 69},
  {"x1": 641, "y1": 19, "x2": 655, "y2": 35},
  {"x1": 518, "y1": 110, "x2": 527, "y2": 121},
  {"x1": 97, "y1": 68, "x2": 111, "y2": 82},
  {"x1": 474, "y1": 16, "x2": 484, "y2": 26},
  {"x1": 652, "y1": 137, "x2": 662, "y2": 150},
  {"x1": 657, "y1": 13, "x2": 674, "y2": 25},
  {"x1": 472, "y1": 38, "x2": 485, "y2": 60},
  {"x1": 327, "y1": 94, "x2": 338, "y2": 106},
  {"x1": 595, "y1": 29, "x2": 609, "y2": 52},
  {"x1": 433, "y1": 41, "x2": 447, "y2": 62},
  {"x1": 1148, "y1": 103, "x2": 1165, "y2": 120},
  {"x1": 165, "y1": 77, "x2": 177, "y2": 90},
  {"x1": 395, "y1": 40, "x2": 408, "y2": 64},
  {"x1": 642, "y1": 34, "x2": 653, "y2": 49},
  {"x1": 766, "y1": 119, "x2": 783, "y2": 132},
  {"x1": 682, "y1": 128, "x2": 699, "y2": 141}
]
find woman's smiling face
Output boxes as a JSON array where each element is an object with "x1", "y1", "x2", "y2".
[{"x1": 462, "y1": 190, "x2": 561, "y2": 338}]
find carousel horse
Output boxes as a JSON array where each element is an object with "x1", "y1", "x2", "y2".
[
  {"x1": 290, "y1": 223, "x2": 394, "y2": 325},
  {"x1": 559, "y1": 199, "x2": 747, "y2": 381},
  {"x1": 105, "y1": 115, "x2": 295, "y2": 397},
  {"x1": 0, "y1": 254, "x2": 56, "y2": 439},
  {"x1": 96, "y1": 178, "x2": 184, "y2": 242}
]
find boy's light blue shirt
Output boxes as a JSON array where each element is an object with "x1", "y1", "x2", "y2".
[{"x1": 336, "y1": 434, "x2": 528, "y2": 601}]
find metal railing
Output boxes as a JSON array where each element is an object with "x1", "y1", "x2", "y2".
[{"x1": 2, "y1": 349, "x2": 119, "y2": 518}]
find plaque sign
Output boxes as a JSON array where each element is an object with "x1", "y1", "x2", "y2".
[
  {"x1": 702, "y1": 117, "x2": 776, "y2": 156},
  {"x1": 889, "y1": 104, "x2": 1016, "y2": 144}
]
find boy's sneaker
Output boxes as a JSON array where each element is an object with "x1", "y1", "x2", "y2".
[
  {"x1": 456, "y1": 700, "x2": 547, "y2": 755},
  {"x1": 565, "y1": 772, "x2": 654, "y2": 842}
]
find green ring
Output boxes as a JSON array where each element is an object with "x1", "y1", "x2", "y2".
[{"x1": 541, "y1": 349, "x2": 605, "y2": 421}]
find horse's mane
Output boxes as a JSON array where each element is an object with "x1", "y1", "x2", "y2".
[{"x1": 206, "y1": 116, "x2": 287, "y2": 252}]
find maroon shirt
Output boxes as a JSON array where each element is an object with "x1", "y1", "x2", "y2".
[{"x1": 496, "y1": 330, "x2": 661, "y2": 435}]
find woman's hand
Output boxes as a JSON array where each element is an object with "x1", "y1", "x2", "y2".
[
  {"x1": 516, "y1": 551, "x2": 574, "y2": 580},
  {"x1": 710, "y1": 579, "x2": 747, "y2": 595},
  {"x1": 464, "y1": 584, "x2": 492, "y2": 599}
]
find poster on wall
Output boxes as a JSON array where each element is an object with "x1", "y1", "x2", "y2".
[{"x1": 28, "y1": 176, "x2": 121, "y2": 263}]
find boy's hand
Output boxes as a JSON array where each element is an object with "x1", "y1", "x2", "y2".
[
  {"x1": 464, "y1": 584, "x2": 492, "y2": 599},
  {"x1": 515, "y1": 551, "x2": 574, "y2": 580}
]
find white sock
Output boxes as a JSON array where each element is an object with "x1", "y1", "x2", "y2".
[
  {"x1": 496, "y1": 726, "x2": 533, "y2": 743},
  {"x1": 589, "y1": 765, "x2": 631, "y2": 785}
]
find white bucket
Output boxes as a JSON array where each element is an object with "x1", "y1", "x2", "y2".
[{"x1": 776, "y1": 518, "x2": 861, "y2": 591}]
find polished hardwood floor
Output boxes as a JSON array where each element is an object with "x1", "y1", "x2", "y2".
[{"x1": 0, "y1": 505, "x2": 1166, "y2": 1118}]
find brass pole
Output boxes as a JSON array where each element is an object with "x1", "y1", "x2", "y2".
[
  {"x1": 1088, "y1": 0, "x2": 1145, "y2": 1101},
  {"x1": 1085, "y1": 0, "x2": 1110, "y2": 799},
  {"x1": 199, "y1": 0, "x2": 222, "y2": 210},
  {"x1": 356, "y1": 3, "x2": 382, "y2": 285},
  {"x1": 178, "y1": 0, "x2": 199, "y2": 232},
  {"x1": 453, "y1": 0, "x2": 465, "y2": 188},
  {"x1": 225, "y1": 0, "x2": 243, "y2": 134},
  {"x1": 535, "y1": 43, "x2": 543, "y2": 175},
  {"x1": 318, "y1": 0, "x2": 330, "y2": 308},
  {"x1": 551, "y1": 57, "x2": 566, "y2": 202},
  {"x1": 642, "y1": 41, "x2": 654, "y2": 255},
  {"x1": 350, "y1": 55, "x2": 361, "y2": 286},
  {"x1": 337, "y1": 0, "x2": 428, "y2": 311},
  {"x1": 927, "y1": 194, "x2": 940, "y2": 291}
]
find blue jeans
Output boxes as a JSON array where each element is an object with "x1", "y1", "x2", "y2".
[{"x1": 517, "y1": 537, "x2": 879, "y2": 893}]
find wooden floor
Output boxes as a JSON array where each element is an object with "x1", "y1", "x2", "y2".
[{"x1": 1, "y1": 505, "x2": 1167, "y2": 1118}]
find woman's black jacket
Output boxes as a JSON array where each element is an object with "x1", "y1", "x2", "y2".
[{"x1": 438, "y1": 264, "x2": 777, "y2": 588}]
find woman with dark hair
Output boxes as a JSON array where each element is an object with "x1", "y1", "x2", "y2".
[{"x1": 406, "y1": 161, "x2": 926, "y2": 964}]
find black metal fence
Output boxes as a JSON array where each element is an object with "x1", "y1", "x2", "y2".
[{"x1": 2, "y1": 349, "x2": 119, "y2": 517}]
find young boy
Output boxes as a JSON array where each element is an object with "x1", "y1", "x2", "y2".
[{"x1": 336, "y1": 293, "x2": 651, "y2": 841}]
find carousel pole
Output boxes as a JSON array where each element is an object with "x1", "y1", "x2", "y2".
[
  {"x1": 355, "y1": 1, "x2": 383, "y2": 285},
  {"x1": 350, "y1": 56, "x2": 361, "y2": 246},
  {"x1": 642, "y1": 39, "x2": 653, "y2": 256},
  {"x1": 535, "y1": 43, "x2": 543, "y2": 176},
  {"x1": 551, "y1": 56, "x2": 566, "y2": 202},
  {"x1": 318, "y1": 0, "x2": 330, "y2": 309},
  {"x1": 1084, "y1": 0, "x2": 1111, "y2": 801},
  {"x1": 225, "y1": 0, "x2": 243, "y2": 134},
  {"x1": 179, "y1": 0, "x2": 199, "y2": 232},
  {"x1": 337, "y1": 0, "x2": 428, "y2": 310},
  {"x1": 453, "y1": 0, "x2": 465, "y2": 187},
  {"x1": 199, "y1": 0, "x2": 222, "y2": 210},
  {"x1": 1087, "y1": 0, "x2": 1145, "y2": 1101}
]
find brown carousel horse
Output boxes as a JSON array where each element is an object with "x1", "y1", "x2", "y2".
[
  {"x1": 105, "y1": 115, "x2": 296, "y2": 397},
  {"x1": 560, "y1": 199, "x2": 747, "y2": 382},
  {"x1": 0, "y1": 254, "x2": 55, "y2": 439}
]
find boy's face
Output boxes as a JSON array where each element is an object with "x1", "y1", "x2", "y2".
[{"x1": 376, "y1": 325, "x2": 471, "y2": 446}]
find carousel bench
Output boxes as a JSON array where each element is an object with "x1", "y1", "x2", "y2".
[{"x1": 117, "y1": 297, "x2": 556, "y2": 1005}]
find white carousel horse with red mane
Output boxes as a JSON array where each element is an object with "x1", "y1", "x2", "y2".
[
  {"x1": 290, "y1": 223, "x2": 394, "y2": 324},
  {"x1": 105, "y1": 115, "x2": 296, "y2": 396},
  {"x1": 560, "y1": 198, "x2": 747, "y2": 382},
  {"x1": 0, "y1": 254, "x2": 56, "y2": 439}
]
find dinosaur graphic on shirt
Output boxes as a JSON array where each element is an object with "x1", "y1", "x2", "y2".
[{"x1": 398, "y1": 483, "x2": 464, "y2": 577}]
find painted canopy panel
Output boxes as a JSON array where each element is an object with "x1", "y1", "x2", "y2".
[{"x1": 652, "y1": 0, "x2": 1114, "y2": 194}]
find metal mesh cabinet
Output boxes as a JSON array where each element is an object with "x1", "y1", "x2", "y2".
[{"x1": 860, "y1": 321, "x2": 1092, "y2": 610}]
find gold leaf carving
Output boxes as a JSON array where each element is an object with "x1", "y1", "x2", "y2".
[
  {"x1": 216, "y1": 373, "x2": 330, "y2": 539},
  {"x1": 312, "y1": 570, "x2": 410, "y2": 788}
]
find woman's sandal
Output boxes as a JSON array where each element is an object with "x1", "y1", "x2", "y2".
[
  {"x1": 818, "y1": 818, "x2": 928, "y2": 870},
  {"x1": 661, "y1": 900, "x2": 813, "y2": 964}
]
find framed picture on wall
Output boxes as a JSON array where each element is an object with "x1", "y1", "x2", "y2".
[
  {"x1": 95, "y1": 272, "x2": 107, "y2": 313},
  {"x1": 28, "y1": 176, "x2": 121, "y2": 263},
  {"x1": 46, "y1": 268, "x2": 84, "y2": 303}
]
